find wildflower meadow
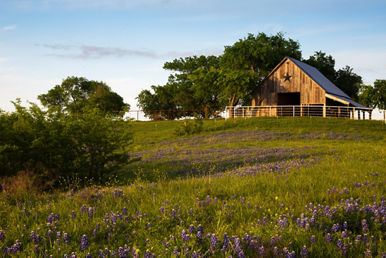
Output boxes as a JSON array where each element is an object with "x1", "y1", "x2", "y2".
[{"x1": 0, "y1": 117, "x2": 385, "y2": 257}]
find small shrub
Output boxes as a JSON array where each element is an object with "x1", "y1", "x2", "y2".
[{"x1": 174, "y1": 117, "x2": 203, "y2": 136}]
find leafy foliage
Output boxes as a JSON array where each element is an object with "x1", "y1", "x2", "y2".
[
  {"x1": 358, "y1": 80, "x2": 386, "y2": 109},
  {"x1": 38, "y1": 76, "x2": 129, "y2": 116},
  {"x1": 0, "y1": 101, "x2": 132, "y2": 187},
  {"x1": 174, "y1": 117, "x2": 204, "y2": 136}
]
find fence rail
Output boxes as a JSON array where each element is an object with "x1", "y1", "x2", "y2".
[
  {"x1": 225, "y1": 105, "x2": 381, "y2": 121},
  {"x1": 124, "y1": 107, "x2": 386, "y2": 122}
]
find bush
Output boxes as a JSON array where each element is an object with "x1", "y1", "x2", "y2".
[
  {"x1": 174, "y1": 117, "x2": 203, "y2": 136},
  {"x1": 0, "y1": 101, "x2": 132, "y2": 188}
]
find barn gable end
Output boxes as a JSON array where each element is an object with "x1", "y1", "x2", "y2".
[{"x1": 252, "y1": 57, "x2": 365, "y2": 108}]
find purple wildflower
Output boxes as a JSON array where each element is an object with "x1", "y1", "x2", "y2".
[
  {"x1": 210, "y1": 234, "x2": 217, "y2": 252},
  {"x1": 188, "y1": 224, "x2": 194, "y2": 234},
  {"x1": 0, "y1": 230, "x2": 5, "y2": 241},
  {"x1": 273, "y1": 246, "x2": 279, "y2": 256},
  {"x1": 362, "y1": 219, "x2": 369, "y2": 233},
  {"x1": 88, "y1": 207, "x2": 94, "y2": 217},
  {"x1": 63, "y1": 232, "x2": 70, "y2": 244},
  {"x1": 258, "y1": 245, "x2": 265, "y2": 255},
  {"x1": 80, "y1": 235, "x2": 89, "y2": 251},
  {"x1": 221, "y1": 234, "x2": 229, "y2": 253},
  {"x1": 171, "y1": 209, "x2": 176, "y2": 218},
  {"x1": 301, "y1": 246, "x2": 308, "y2": 257},
  {"x1": 310, "y1": 235, "x2": 316, "y2": 244},
  {"x1": 326, "y1": 233, "x2": 332, "y2": 242},
  {"x1": 71, "y1": 211, "x2": 76, "y2": 218},
  {"x1": 337, "y1": 239, "x2": 343, "y2": 250},
  {"x1": 233, "y1": 237, "x2": 245, "y2": 258}
]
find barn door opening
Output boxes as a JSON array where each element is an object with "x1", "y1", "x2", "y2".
[{"x1": 277, "y1": 92, "x2": 300, "y2": 105}]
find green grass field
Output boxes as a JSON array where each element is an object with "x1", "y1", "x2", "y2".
[{"x1": 1, "y1": 117, "x2": 385, "y2": 257}]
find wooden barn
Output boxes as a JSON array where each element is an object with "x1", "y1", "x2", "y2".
[{"x1": 247, "y1": 56, "x2": 370, "y2": 118}]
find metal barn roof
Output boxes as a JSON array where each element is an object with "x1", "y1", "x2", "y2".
[{"x1": 287, "y1": 57, "x2": 366, "y2": 108}]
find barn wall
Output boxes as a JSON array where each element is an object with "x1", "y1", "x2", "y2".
[{"x1": 254, "y1": 59, "x2": 326, "y2": 106}]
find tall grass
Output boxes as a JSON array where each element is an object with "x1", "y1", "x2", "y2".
[{"x1": 0, "y1": 117, "x2": 385, "y2": 257}]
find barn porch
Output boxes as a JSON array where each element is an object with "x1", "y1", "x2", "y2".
[{"x1": 226, "y1": 105, "x2": 374, "y2": 120}]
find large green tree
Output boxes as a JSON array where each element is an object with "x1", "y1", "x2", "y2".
[
  {"x1": 359, "y1": 80, "x2": 386, "y2": 109},
  {"x1": 38, "y1": 76, "x2": 129, "y2": 116},
  {"x1": 137, "y1": 55, "x2": 222, "y2": 119},
  {"x1": 220, "y1": 32, "x2": 302, "y2": 108}
]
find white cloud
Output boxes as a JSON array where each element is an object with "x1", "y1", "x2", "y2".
[
  {"x1": 2, "y1": 25, "x2": 17, "y2": 31},
  {"x1": 332, "y1": 49, "x2": 386, "y2": 84}
]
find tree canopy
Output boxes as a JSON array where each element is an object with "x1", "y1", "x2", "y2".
[
  {"x1": 304, "y1": 51, "x2": 362, "y2": 100},
  {"x1": 137, "y1": 32, "x2": 303, "y2": 119},
  {"x1": 38, "y1": 76, "x2": 129, "y2": 116},
  {"x1": 358, "y1": 80, "x2": 386, "y2": 109},
  {"x1": 137, "y1": 32, "x2": 381, "y2": 120}
]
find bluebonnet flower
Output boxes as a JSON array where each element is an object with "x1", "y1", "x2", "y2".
[
  {"x1": 365, "y1": 249, "x2": 372, "y2": 257},
  {"x1": 310, "y1": 235, "x2": 316, "y2": 244},
  {"x1": 221, "y1": 234, "x2": 229, "y2": 253},
  {"x1": 171, "y1": 209, "x2": 176, "y2": 218},
  {"x1": 210, "y1": 234, "x2": 217, "y2": 251},
  {"x1": 88, "y1": 207, "x2": 94, "y2": 217},
  {"x1": 0, "y1": 230, "x2": 5, "y2": 241},
  {"x1": 362, "y1": 219, "x2": 369, "y2": 233},
  {"x1": 181, "y1": 230, "x2": 190, "y2": 242},
  {"x1": 71, "y1": 211, "x2": 76, "y2": 218},
  {"x1": 326, "y1": 233, "x2": 332, "y2": 242},
  {"x1": 123, "y1": 207, "x2": 128, "y2": 215},
  {"x1": 85, "y1": 254, "x2": 92, "y2": 258},
  {"x1": 331, "y1": 223, "x2": 340, "y2": 232},
  {"x1": 63, "y1": 232, "x2": 70, "y2": 244},
  {"x1": 273, "y1": 246, "x2": 279, "y2": 256},
  {"x1": 196, "y1": 231, "x2": 202, "y2": 241},
  {"x1": 10, "y1": 240, "x2": 21, "y2": 254},
  {"x1": 188, "y1": 224, "x2": 194, "y2": 234},
  {"x1": 337, "y1": 239, "x2": 343, "y2": 250},
  {"x1": 56, "y1": 231, "x2": 61, "y2": 240},
  {"x1": 258, "y1": 246, "x2": 265, "y2": 255},
  {"x1": 30, "y1": 231, "x2": 40, "y2": 244},
  {"x1": 233, "y1": 237, "x2": 244, "y2": 258},
  {"x1": 81, "y1": 205, "x2": 86, "y2": 213},
  {"x1": 80, "y1": 235, "x2": 89, "y2": 251},
  {"x1": 301, "y1": 246, "x2": 308, "y2": 257}
]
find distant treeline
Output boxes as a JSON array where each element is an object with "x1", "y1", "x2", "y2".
[{"x1": 136, "y1": 32, "x2": 386, "y2": 120}]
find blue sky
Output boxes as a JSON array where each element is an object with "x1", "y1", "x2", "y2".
[{"x1": 1, "y1": 0, "x2": 385, "y2": 111}]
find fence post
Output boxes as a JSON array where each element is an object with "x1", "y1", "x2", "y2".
[
  {"x1": 323, "y1": 104, "x2": 326, "y2": 118},
  {"x1": 293, "y1": 106, "x2": 295, "y2": 117}
]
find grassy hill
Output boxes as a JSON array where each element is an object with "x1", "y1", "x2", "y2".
[{"x1": 0, "y1": 117, "x2": 385, "y2": 257}]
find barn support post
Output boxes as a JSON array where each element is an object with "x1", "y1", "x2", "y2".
[
  {"x1": 323, "y1": 105, "x2": 326, "y2": 118},
  {"x1": 357, "y1": 110, "x2": 361, "y2": 120},
  {"x1": 293, "y1": 106, "x2": 295, "y2": 117},
  {"x1": 369, "y1": 110, "x2": 372, "y2": 120}
]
